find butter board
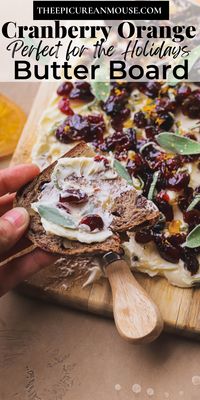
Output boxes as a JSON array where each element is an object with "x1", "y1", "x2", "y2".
[{"x1": 11, "y1": 82, "x2": 200, "y2": 338}]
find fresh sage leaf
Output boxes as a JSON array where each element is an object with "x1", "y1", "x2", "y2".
[
  {"x1": 113, "y1": 159, "x2": 133, "y2": 186},
  {"x1": 38, "y1": 205, "x2": 76, "y2": 228},
  {"x1": 148, "y1": 171, "x2": 160, "y2": 200},
  {"x1": 156, "y1": 132, "x2": 200, "y2": 155},
  {"x1": 187, "y1": 195, "x2": 200, "y2": 211},
  {"x1": 167, "y1": 44, "x2": 200, "y2": 86},
  {"x1": 182, "y1": 224, "x2": 200, "y2": 249},
  {"x1": 91, "y1": 82, "x2": 111, "y2": 102}
]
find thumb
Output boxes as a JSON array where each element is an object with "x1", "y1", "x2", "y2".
[{"x1": 0, "y1": 207, "x2": 29, "y2": 254}]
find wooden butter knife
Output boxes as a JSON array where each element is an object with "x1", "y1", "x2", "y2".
[{"x1": 102, "y1": 252, "x2": 163, "y2": 344}]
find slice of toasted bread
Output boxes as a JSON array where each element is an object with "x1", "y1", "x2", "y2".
[
  {"x1": 111, "y1": 190, "x2": 159, "y2": 232},
  {"x1": 15, "y1": 141, "x2": 159, "y2": 256},
  {"x1": 15, "y1": 142, "x2": 121, "y2": 255}
]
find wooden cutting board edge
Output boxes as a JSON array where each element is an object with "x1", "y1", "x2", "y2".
[{"x1": 11, "y1": 82, "x2": 200, "y2": 339}]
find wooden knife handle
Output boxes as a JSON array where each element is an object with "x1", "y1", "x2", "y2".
[{"x1": 104, "y1": 259, "x2": 163, "y2": 344}]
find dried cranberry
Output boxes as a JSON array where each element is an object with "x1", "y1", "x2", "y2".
[
  {"x1": 57, "y1": 82, "x2": 73, "y2": 96},
  {"x1": 141, "y1": 144, "x2": 164, "y2": 171},
  {"x1": 181, "y1": 135, "x2": 199, "y2": 163},
  {"x1": 178, "y1": 187, "x2": 194, "y2": 212},
  {"x1": 182, "y1": 154, "x2": 200, "y2": 163},
  {"x1": 158, "y1": 156, "x2": 184, "y2": 184},
  {"x1": 56, "y1": 114, "x2": 105, "y2": 143},
  {"x1": 79, "y1": 214, "x2": 104, "y2": 231},
  {"x1": 167, "y1": 233, "x2": 187, "y2": 247},
  {"x1": 157, "y1": 190, "x2": 170, "y2": 203},
  {"x1": 58, "y1": 97, "x2": 74, "y2": 116},
  {"x1": 181, "y1": 90, "x2": 200, "y2": 119},
  {"x1": 160, "y1": 156, "x2": 183, "y2": 175},
  {"x1": 154, "y1": 234, "x2": 181, "y2": 263},
  {"x1": 155, "y1": 192, "x2": 174, "y2": 221},
  {"x1": 134, "y1": 111, "x2": 148, "y2": 128},
  {"x1": 60, "y1": 189, "x2": 88, "y2": 204},
  {"x1": 138, "y1": 82, "x2": 161, "y2": 98},
  {"x1": 102, "y1": 88, "x2": 129, "y2": 116},
  {"x1": 114, "y1": 150, "x2": 129, "y2": 161},
  {"x1": 103, "y1": 128, "x2": 137, "y2": 154},
  {"x1": 87, "y1": 115, "x2": 106, "y2": 140},
  {"x1": 165, "y1": 173, "x2": 190, "y2": 191},
  {"x1": 126, "y1": 153, "x2": 145, "y2": 176},
  {"x1": 155, "y1": 97, "x2": 177, "y2": 114},
  {"x1": 135, "y1": 230, "x2": 152, "y2": 244},
  {"x1": 181, "y1": 248, "x2": 199, "y2": 275},
  {"x1": 185, "y1": 133, "x2": 197, "y2": 141},
  {"x1": 183, "y1": 209, "x2": 200, "y2": 230},
  {"x1": 176, "y1": 85, "x2": 192, "y2": 104},
  {"x1": 145, "y1": 125, "x2": 158, "y2": 139},
  {"x1": 111, "y1": 108, "x2": 131, "y2": 130},
  {"x1": 69, "y1": 82, "x2": 94, "y2": 102},
  {"x1": 94, "y1": 155, "x2": 109, "y2": 167},
  {"x1": 142, "y1": 143, "x2": 162, "y2": 160},
  {"x1": 104, "y1": 132, "x2": 129, "y2": 151},
  {"x1": 158, "y1": 113, "x2": 174, "y2": 131},
  {"x1": 193, "y1": 246, "x2": 200, "y2": 255}
]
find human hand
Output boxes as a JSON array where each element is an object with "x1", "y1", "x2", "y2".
[{"x1": 0, "y1": 164, "x2": 57, "y2": 296}]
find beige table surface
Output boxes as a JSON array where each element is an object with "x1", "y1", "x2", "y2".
[{"x1": 0, "y1": 83, "x2": 200, "y2": 400}]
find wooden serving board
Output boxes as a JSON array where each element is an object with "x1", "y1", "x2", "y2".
[{"x1": 12, "y1": 82, "x2": 200, "y2": 339}]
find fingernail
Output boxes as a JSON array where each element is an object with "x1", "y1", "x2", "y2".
[{"x1": 3, "y1": 208, "x2": 28, "y2": 228}]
